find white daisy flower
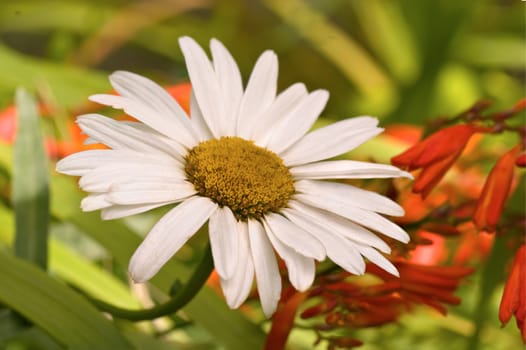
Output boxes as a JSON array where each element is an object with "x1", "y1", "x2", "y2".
[{"x1": 56, "y1": 36, "x2": 412, "y2": 317}]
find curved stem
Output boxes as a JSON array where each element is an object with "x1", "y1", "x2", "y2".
[{"x1": 90, "y1": 243, "x2": 214, "y2": 321}]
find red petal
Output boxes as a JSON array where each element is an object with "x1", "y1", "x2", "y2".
[
  {"x1": 499, "y1": 245, "x2": 525, "y2": 325},
  {"x1": 473, "y1": 145, "x2": 520, "y2": 231},
  {"x1": 413, "y1": 153, "x2": 458, "y2": 197}
]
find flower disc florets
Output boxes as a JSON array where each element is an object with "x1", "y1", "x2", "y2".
[{"x1": 185, "y1": 136, "x2": 294, "y2": 220}]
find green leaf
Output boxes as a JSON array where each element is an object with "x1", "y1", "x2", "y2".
[
  {"x1": 13, "y1": 88, "x2": 49, "y2": 268},
  {"x1": 0, "y1": 250, "x2": 131, "y2": 349}
]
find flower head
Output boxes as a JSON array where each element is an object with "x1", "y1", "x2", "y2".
[{"x1": 57, "y1": 37, "x2": 411, "y2": 316}]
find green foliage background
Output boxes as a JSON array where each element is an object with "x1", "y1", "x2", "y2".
[{"x1": 0, "y1": 0, "x2": 523, "y2": 349}]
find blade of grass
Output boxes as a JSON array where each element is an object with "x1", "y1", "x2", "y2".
[{"x1": 13, "y1": 88, "x2": 49, "y2": 268}]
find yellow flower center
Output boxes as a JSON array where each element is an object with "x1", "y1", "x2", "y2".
[{"x1": 185, "y1": 137, "x2": 294, "y2": 220}]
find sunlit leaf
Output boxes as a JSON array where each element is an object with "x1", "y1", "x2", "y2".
[{"x1": 0, "y1": 250, "x2": 131, "y2": 349}]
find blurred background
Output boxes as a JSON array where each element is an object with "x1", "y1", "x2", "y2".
[
  {"x1": 0, "y1": 0, "x2": 523, "y2": 122},
  {"x1": 0, "y1": 0, "x2": 524, "y2": 349}
]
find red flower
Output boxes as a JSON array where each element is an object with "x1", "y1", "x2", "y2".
[
  {"x1": 499, "y1": 244, "x2": 526, "y2": 343},
  {"x1": 392, "y1": 125, "x2": 478, "y2": 197},
  {"x1": 473, "y1": 145, "x2": 521, "y2": 232}
]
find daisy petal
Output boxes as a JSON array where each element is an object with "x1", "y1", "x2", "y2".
[
  {"x1": 189, "y1": 89, "x2": 213, "y2": 142},
  {"x1": 288, "y1": 200, "x2": 391, "y2": 253},
  {"x1": 295, "y1": 180, "x2": 405, "y2": 216},
  {"x1": 263, "y1": 221, "x2": 315, "y2": 291},
  {"x1": 294, "y1": 193, "x2": 410, "y2": 243},
  {"x1": 264, "y1": 213, "x2": 325, "y2": 261},
  {"x1": 247, "y1": 220, "x2": 281, "y2": 317},
  {"x1": 108, "y1": 182, "x2": 196, "y2": 205},
  {"x1": 220, "y1": 221, "x2": 255, "y2": 308},
  {"x1": 291, "y1": 160, "x2": 414, "y2": 180},
  {"x1": 357, "y1": 244, "x2": 399, "y2": 277},
  {"x1": 237, "y1": 50, "x2": 278, "y2": 138},
  {"x1": 120, "y1": 121, "x2": 188, "y2": 159},
  {"x1": 282, "y1": 208, "x2": 365, "y2": 275},
  {"x1": 110, "y1": 71, "x2": 189, "y2": 120},
  {"x1": 210, "y1": 38, "x2": 243, "y2": 136},
  {"x1": 79, "y1": 163, "x2": 185, "y2": 193},
  {"x1": 209, "y1": 206, "x2": 239, "y2": 279},
  {"x1": 57, "y1": 149, "x2": 173, "y2": 176},
  {"x1": 179, "y1": 36, "x2": 225, "y2": 138},
  {"x1": 281, "y1": 116, "x2": 382, "y2": 166},
  {"x1": 129, "y1": 197, "x2": 217, "y2": 282},
  {"x1": 90, "y1": 71, "x2": 197, "y2": 148},
  {"x1": 109, "y1": 71, "x2": 199, "y2": 143},
  {"x1": 266, "y1": 90, "x2": 329, "y2": 154},
  {"x1": 81, "y1": 193, "x2": 111, "y2": 211},
  {"x1": 101, "y1": 201, "x2": 177, "y2": 220},
  {"x1": 252, "y1": 83, "x2": 308, "y2": 145},
  {"x1": 76, "y1": 114, "x2": 187, "y2": 159}
]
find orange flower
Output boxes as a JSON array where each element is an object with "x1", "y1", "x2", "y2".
[
  {"x1": 473, "y1": 145, "x2": 521, "y2": 232},
  {"x1": 392, "y1": 125, "x2": 478, "y2": 197},
  {"x1": 499, "y1": 244, "x2": 526, "y2": 343}
]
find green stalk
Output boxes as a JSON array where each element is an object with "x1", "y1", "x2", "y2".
[{"x1": 90, "y1": 243, "x2": 214, "y2": 321}]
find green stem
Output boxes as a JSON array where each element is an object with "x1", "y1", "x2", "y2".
[{"x1": 90, "y1": 243, "x2": 214, "y2": 321}]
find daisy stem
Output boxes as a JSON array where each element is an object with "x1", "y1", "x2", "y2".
[{"x1": 87, "y1": 243, "x2": 214, "y2": 321}]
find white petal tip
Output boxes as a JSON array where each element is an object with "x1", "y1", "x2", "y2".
[
  {"x1": 389, "y1": 207, "x2": 406, "y2": 218},
  {"x1": 262, "y1": 305, "x2": 278, "y2": 318},
  {"x1": 178, "y1": 36, "x2": 196, "y2": 48},
  {"x1": 399, "y1": 233, "x2": 411, "y2": 244},
  {"x1": 400, "y1": 171, "x2": 414, "y2": 180}
]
